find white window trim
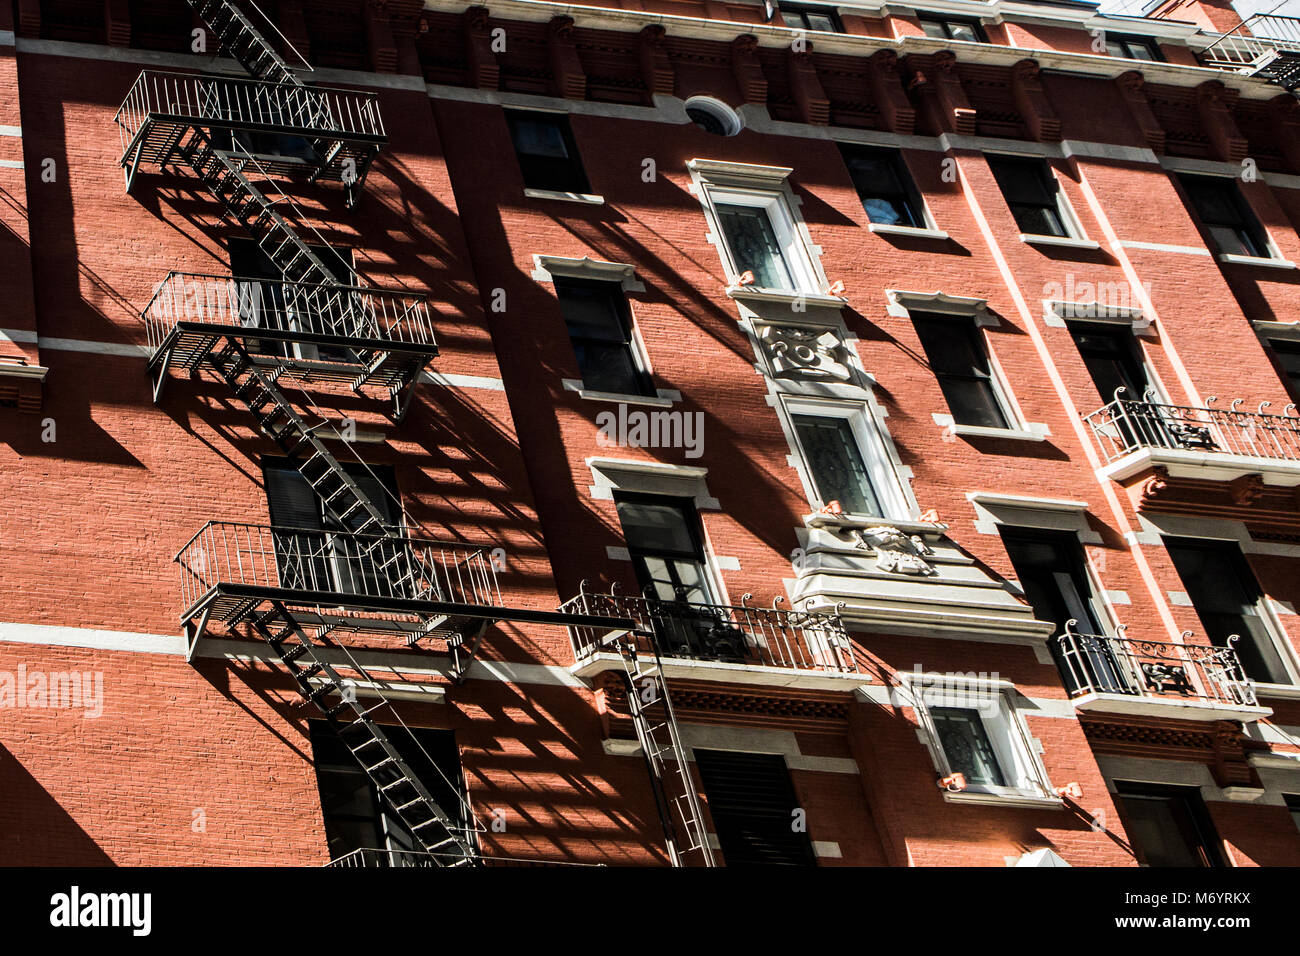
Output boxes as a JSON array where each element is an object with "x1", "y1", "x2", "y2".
[
  {"x1": 905, "y1": 672, "x2": 1059, "y2": 806},
  {"x1": 1162, "y1": 163, "x2": 1289, "y2": 264},
  {"x1": 688, "y1": 158, "x2": 828, "y2": 296},
  {"x1": 779, "y1": 393, "x2": 912, "y2": 523}
]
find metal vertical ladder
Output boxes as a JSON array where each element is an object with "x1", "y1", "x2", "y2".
[
  {"x1": 249, "y1": 602, "x2": 479, "y2": 865},
  {"x1": 608, "y1": 635, "x2": 716, "y2": 867}
]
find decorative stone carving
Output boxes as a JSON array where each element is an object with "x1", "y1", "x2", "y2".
[
  {"x1": 731, "y1": 35, "x2": 768, "y2": 105},
  {"x1": 1116, "y1": 71, "x2": 1165, "y2": 154},
  {"x1": 866, "y1": 50, "x2": 915, "y2": 135},
  {"x1": 1011, "y1": 59, "x2": 1061, "y2": 143},
  {"x1": 758, "y1": 324, "x2": 850, "y2": 381},
  {"x1": 852, "y1": 526, "x2": 938, "y2": 576},
  {"x1": 638, "y1": 25, "x2": 674, "y2": 100},
  {"x1": 1196, "y1": 80, "x2": 1248, "y2": 164}
]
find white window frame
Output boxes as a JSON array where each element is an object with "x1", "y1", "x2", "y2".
[
  {"x1": 909, "y1": 674, "x2": 1056, "y2": 805},
  {"x1": 781, "y1": 394, "x2": 910, "y2": 522},
  {"x1": 689, "y1": 159, "x2": 827, "y2": 296},
  {"x1": 986, "y1": 151, "x2": 1096, "y2": 248}
]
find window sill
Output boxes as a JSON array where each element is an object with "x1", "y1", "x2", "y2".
[
  {"x1": 523, "y1": 188, "x2": 606, "y2": 205},
  {"x1": 933, "y1": 413, "x2": 1049, "y2": 442},
  {"x1": 1019, "y1": 233, "x2": 1101, "y2": 251},
  {"x1": 726, "y1": 286, "x2": 846, "y2": 308},
  {"x1": 868, "y1": 222, "x2": 950, "y2": 241},
  {"x1": 1216, "y1": 253, "x2": 1297, "y2": 270},
  {"x1": 942, "y1": 789, "x2": 1063, "y2": 809},
  {"x1": 1252, "y1": 681, "x2": 1300, "y2": 701},
  {"x1": 561, "y1": 379, "x2": 680, "y2": 407}
]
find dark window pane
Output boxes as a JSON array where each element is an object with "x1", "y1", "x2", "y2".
[
  {"x1": 695, "y1": 750, "x2": 816, "y2": 867},
  {"x1": 506, "y1": 111, "x2": 590, "y2": 193},
  {"x1": 912, "y1": 315, "x2": 1010, "y2": 429},
  {"x1": 1178, "y1": 174, "x2": 1268, "y2": 258},
  {"x1": 931, "y1": 707, "x2": 1006, "y2": 787},
  {"x1": 840, "y1": 145, "x2": 922, "y2": 227},
  {"x1": 1115, "y1": 783, "x2": 1224, "y2": 867},
  {"x1": 555, "y1": 278, "x2": 650, "y2": 396},
  {"x1": 792, "y1": 415, "x2": 882, "y2": 515},
  {"x1": 717, "y1": 204, "x2": 795, "y2": 290},
  {"x1": 1271, "y1": 340, "x2": 1300, "y2": 403},
  {"x1": 687, "y1": 107, "x2": 727, "y2": 136},
  {"x1": 920, "y1": 19, "x2": 948, "y2": 39},
  {"x1": 1287, "y1": 794, "x2": 1300, "y2": 834},
  {"x1": 615, "y1": 494, "x2": 714, "y2": 603},
  {"x1": 1000, "y1": 527, "x2": 1102, "y2": 635},
  {"x1": 1069, "y1": 322, "x2": 1152, "y2": 403},
  {"x1": 947, "y1": 22, "x2": 979, "y2": 42},
  {"x1": 987, "y1": 157, "x2": 1068, "y2": 238},
  {"x1": 1164, "y1": 538, "x2": 1288, "y2": 685}
]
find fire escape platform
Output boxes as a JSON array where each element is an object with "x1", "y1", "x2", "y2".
[
  {"x1": 1071, "y1": 690, "x2": 1271, "y2": 724},
  {"x1": 1100, "y1": 446, "x2": 1300, "y2": 487},
  {"x1": 570, "y1": 651, "x2": 869, "y2": 692}
]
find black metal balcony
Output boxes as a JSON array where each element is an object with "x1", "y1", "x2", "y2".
[
  {"x1": 115, "y1": 71, "x2": 386, "y2": 186},
  {"x1": 561, "y1": 586, "x2": 857, "y2": 675},
  {"x1": 1055, "y1": 622, "x2": 1263, "y2": 718},
  {"x1": 325, "y1": 847, "x2": 602, "y2": 867}
]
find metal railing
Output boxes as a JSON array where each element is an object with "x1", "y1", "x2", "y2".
[
  {"x1": 142, "y1": 271, "x2": 436, "y2": 355},
  {"x1": 1055, "y1": 622, "x2": 1257, "y2": 708},
  {"x1": 326, "y1": 847, "x2": 602, "y2": 868},
  {"x1": 561, "y1": 585, "x2": 857, "y2": 673},
  {"x1": 115, "y1": 70, "x2": 384, "y2": 161},
  {"x1": 175, "y1": 521, "x2": 501, "y2": 616},
  {"x1": 1084, "y1": 395, "x2": 1300, "y2": 465},
  {"x1": 1200, "y1": 13, "x2": 1300, "y2": 70}
]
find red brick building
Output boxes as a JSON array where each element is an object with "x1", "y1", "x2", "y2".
[{"x1": 2, "y1": 0, "x2": 1300, "y2": 868}]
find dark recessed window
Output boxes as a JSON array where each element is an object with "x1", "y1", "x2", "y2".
[
  {"x1": 1068, "y1": 321, "x2": 1155, "y2": 405},
  {"x1": 1114, "y1": 782, "x2": 1225, "y2": 867},
  {"x1": 792, "y1": 414, "x2": 882, "y2": 516},
  {"x1": 1177, "y1": 173, "x2": 1270, "y2": 258},
  {"x1": 779, "y1": 3, "x2": 844, "y2": 33},
  {"x1": 614, "y1": 493, "x2": 715, "y2": 604},
  {"x1": 1164, "y1": 537, "x2": 1290, "y2": 685},
  {"x1": 310, "y1": 720, "x2": 467, "y2": 863},
  {"x1": 918, "y1": 15, "x2": 987, "y2": 42},
  {"x1": 1286, "y1": 794, "x2": 1300, "y2": 834},
  {"x1": 554, "y1": 277, "x2": 652, "y2": 397},
  {"x1": 912, "y1": 313, "x2": 1011, "y2": 429},
  {"x1": 695, "y1": 749, "x2": 816, "y2": 867},
  {"x1": 1269, "y1": 339, "x2": 1300, "y2": 404},
  {"x1": 505, "y1": 110, "x2": 590, "y2": 194},
  {"x1": 987, "y1": 155, "x2": 1071, "y2": 238},
  {"x1": 839, "y1": 144, "x2": 925, "y2": 228},
  {"x1": 1105, "y1": 34, "x2": 1163, "y2": 61},
  {"x1": 684, "y1": 97, "x2": 741, "y2": 136}
]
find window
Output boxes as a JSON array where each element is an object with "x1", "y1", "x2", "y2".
[
  {"x1": 916, "y1": 679, "x2": 1050, "y2": 798},
  {"x1": 1104, "y1": 34, "x2": 1163, "y2": 61},
  {"x1": 614, "y1": 493, "x2": 716, "y2": 603},
  {"x1": 1286, "y1": 794, "x2": 1300, "y2": 834},
  {"x1": 912, "y1": 313, "x2": 1012, "y2": 429},
  {"x1": 229, "y1": 238, "x2": 358, "y2": 363},
  {"x1": 310, "y1": 720, "x2": 468, "y2": 863},
  {"x1": 554, "y1": 277, "x2": 652, "y2": 396},
  {"x1": 1164, "y1": 537, "x2": 1290, "y2": 685},
  {"x1": 684, "y1": 97, "x2": 742, "y2": 137},
  {"x1": 1114, "y1": 782, "x2": 1225, "y2": 867},
  {"x1": 264, "y1": 458, "x2": 403, "y2": 596},
  {"x1": 987, "y1": 155, "x2": 1072, "y2": 238},
  {"x1": 204, "y1": 75, "x2": 319, "y2": 163},
  {"x1": 694, "y1": 750, "x2": 815, "y2": 867},
  {"x1": 792, "y1": 414, "x2": 882, "y2": 516},
  {"x1": 918, "y1": 15, "x2": 986, "y2": 42},
  {"x1": 839, "y1": 144, "x2": 925, "y2": 228},
  {"x1": 1177, "y1": 173, "x2": 1270, "y2": 258},
  {"x1": 505, "y1": 110, "x2": 590, "y2": 194},
  {"x1": 715, "y1": 202, "x2": 799, "y2": 291},
  {"x1": 1269, "y1": 339, "x2": 1300, "y2": 404},
  {"x1": 1069, "y1": 321, "x2": 1156, "y2": 405},
  {"x1": 778, "y1": 3, "x2": 844, "y2": 33}
]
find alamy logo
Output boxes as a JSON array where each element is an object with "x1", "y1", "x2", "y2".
[
  {"x1": 595, "y1": 404, "x2": 704, "y2": 459},
  {"x1": 50, "y1": 886, "x2": 151, "y2": 936},
  {"x1": 0, "y1": 666, "x2": 103, "y2": 718},
  {"x1": 1042, "y1": 274, "x2": 1152, "y2": 318},
  {"x1": 911, "y1": 665, "x2": 1003, "y2": 716}
]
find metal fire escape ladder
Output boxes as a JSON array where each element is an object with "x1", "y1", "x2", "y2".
[
  {"x1": 250, "y1": 601, "x2": 481, "y2": 866},
  {"x1": 609, "y1": 634, "x2": 716, "y2": 867}
]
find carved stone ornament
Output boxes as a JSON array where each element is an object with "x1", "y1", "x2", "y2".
[
  {"x1": 758, "y1": 324, "x2": 850, "y2": 382},
  {"x1": 852, "y1": 526, "x2": 937, "y2": 576}
]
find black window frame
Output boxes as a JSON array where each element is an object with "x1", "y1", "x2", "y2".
[
  {"x1": 1286, "y1": 794, "x2": 1300, "y2": 835},
  {"x1": 1268, "y1": 339, "x2": 1300, "y2": 405},
  {"x1": 505, "y1": 109, "x2": 591, "y2": 195},
  {"x1": 917, "y1": 14, "x2": 988, "y2": 43},
  {"x1": 911, "y1": 312, "x2": 1013, "y2": 429},
  {"x1": 777, "y1": 2, "x2": 845, "y2": 33},
  {"x1": 1067, "y1": 320, "x2": 1156, "y2": 405},
  {"x1": 986, "y1": 154, "x2": 1073, "y2": 239},
  {"x1": 612, "y1": 491, "x2": 716, "y2": 604},
  {"x1": 553, "y1": 275, "x2": 654, "y2": 398},
  {"x1": 694, "y1": 749, "x2": 816, "y2": 867},
  {"x1": 1114, "y1": 781, "x2": 1226, "y2": 868},
  {"x1": 838, "y1": 143, "x2": 926, "y2": 229},
  {"x1": 1104, "y1": 33, "x2": 1164, "y2": 62},
  {"x1": 1176, "y1": 173, "x2": 1271, "y2": 259}
]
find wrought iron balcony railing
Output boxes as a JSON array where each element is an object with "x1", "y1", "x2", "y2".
[
  {"x1": 115, "y1": 70, "x2": 386, "y2": 170},
  {"x1": 1055, "y1": 622, "x2": 1258, "y2": 708},
  {"x1": 142, "y1": 271, "x2": 436, "y2": 357},
  {"x1": 561, "y1": 586, "x2": 857, "y2": 674},
  {"x1": 1200, "y1": 13, "x2": 1300, "y2": 88},
  {"x1": 1085, "y1": 396, "x2": 1300, "y2": 466},
  {"x1": 175, "y1": 521, "x2": 501, "y2": 622},
  {"x1": 325, "y1": 848, "x2": 602, "y2": 867}
]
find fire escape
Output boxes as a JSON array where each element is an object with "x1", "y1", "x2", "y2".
[
  {"x1": 1200, "y1": 6, "x2": 1300, "y2": 92},
  {"x1": 115, "y1": 0, "x2": 636, "y2": 867}
]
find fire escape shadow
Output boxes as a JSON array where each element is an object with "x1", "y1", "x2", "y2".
[{"x1": 0, "y1": 741, "x2": 114, "y2": 865}]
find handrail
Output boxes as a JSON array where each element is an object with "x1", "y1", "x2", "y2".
[{"x1": 1084, "y1": 395, "x2": 1300, "y2": 465}]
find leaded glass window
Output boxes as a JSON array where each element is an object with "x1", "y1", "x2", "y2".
[
  {"x1": 716, "y1": 203, "x2": 795, "y2": 290},
  {"x1": 931, "y1": 706, "x2": 1006, "y2": 788},
  {"x1": 792, "y1": 414, "x2": 881, "y2": 516}
]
